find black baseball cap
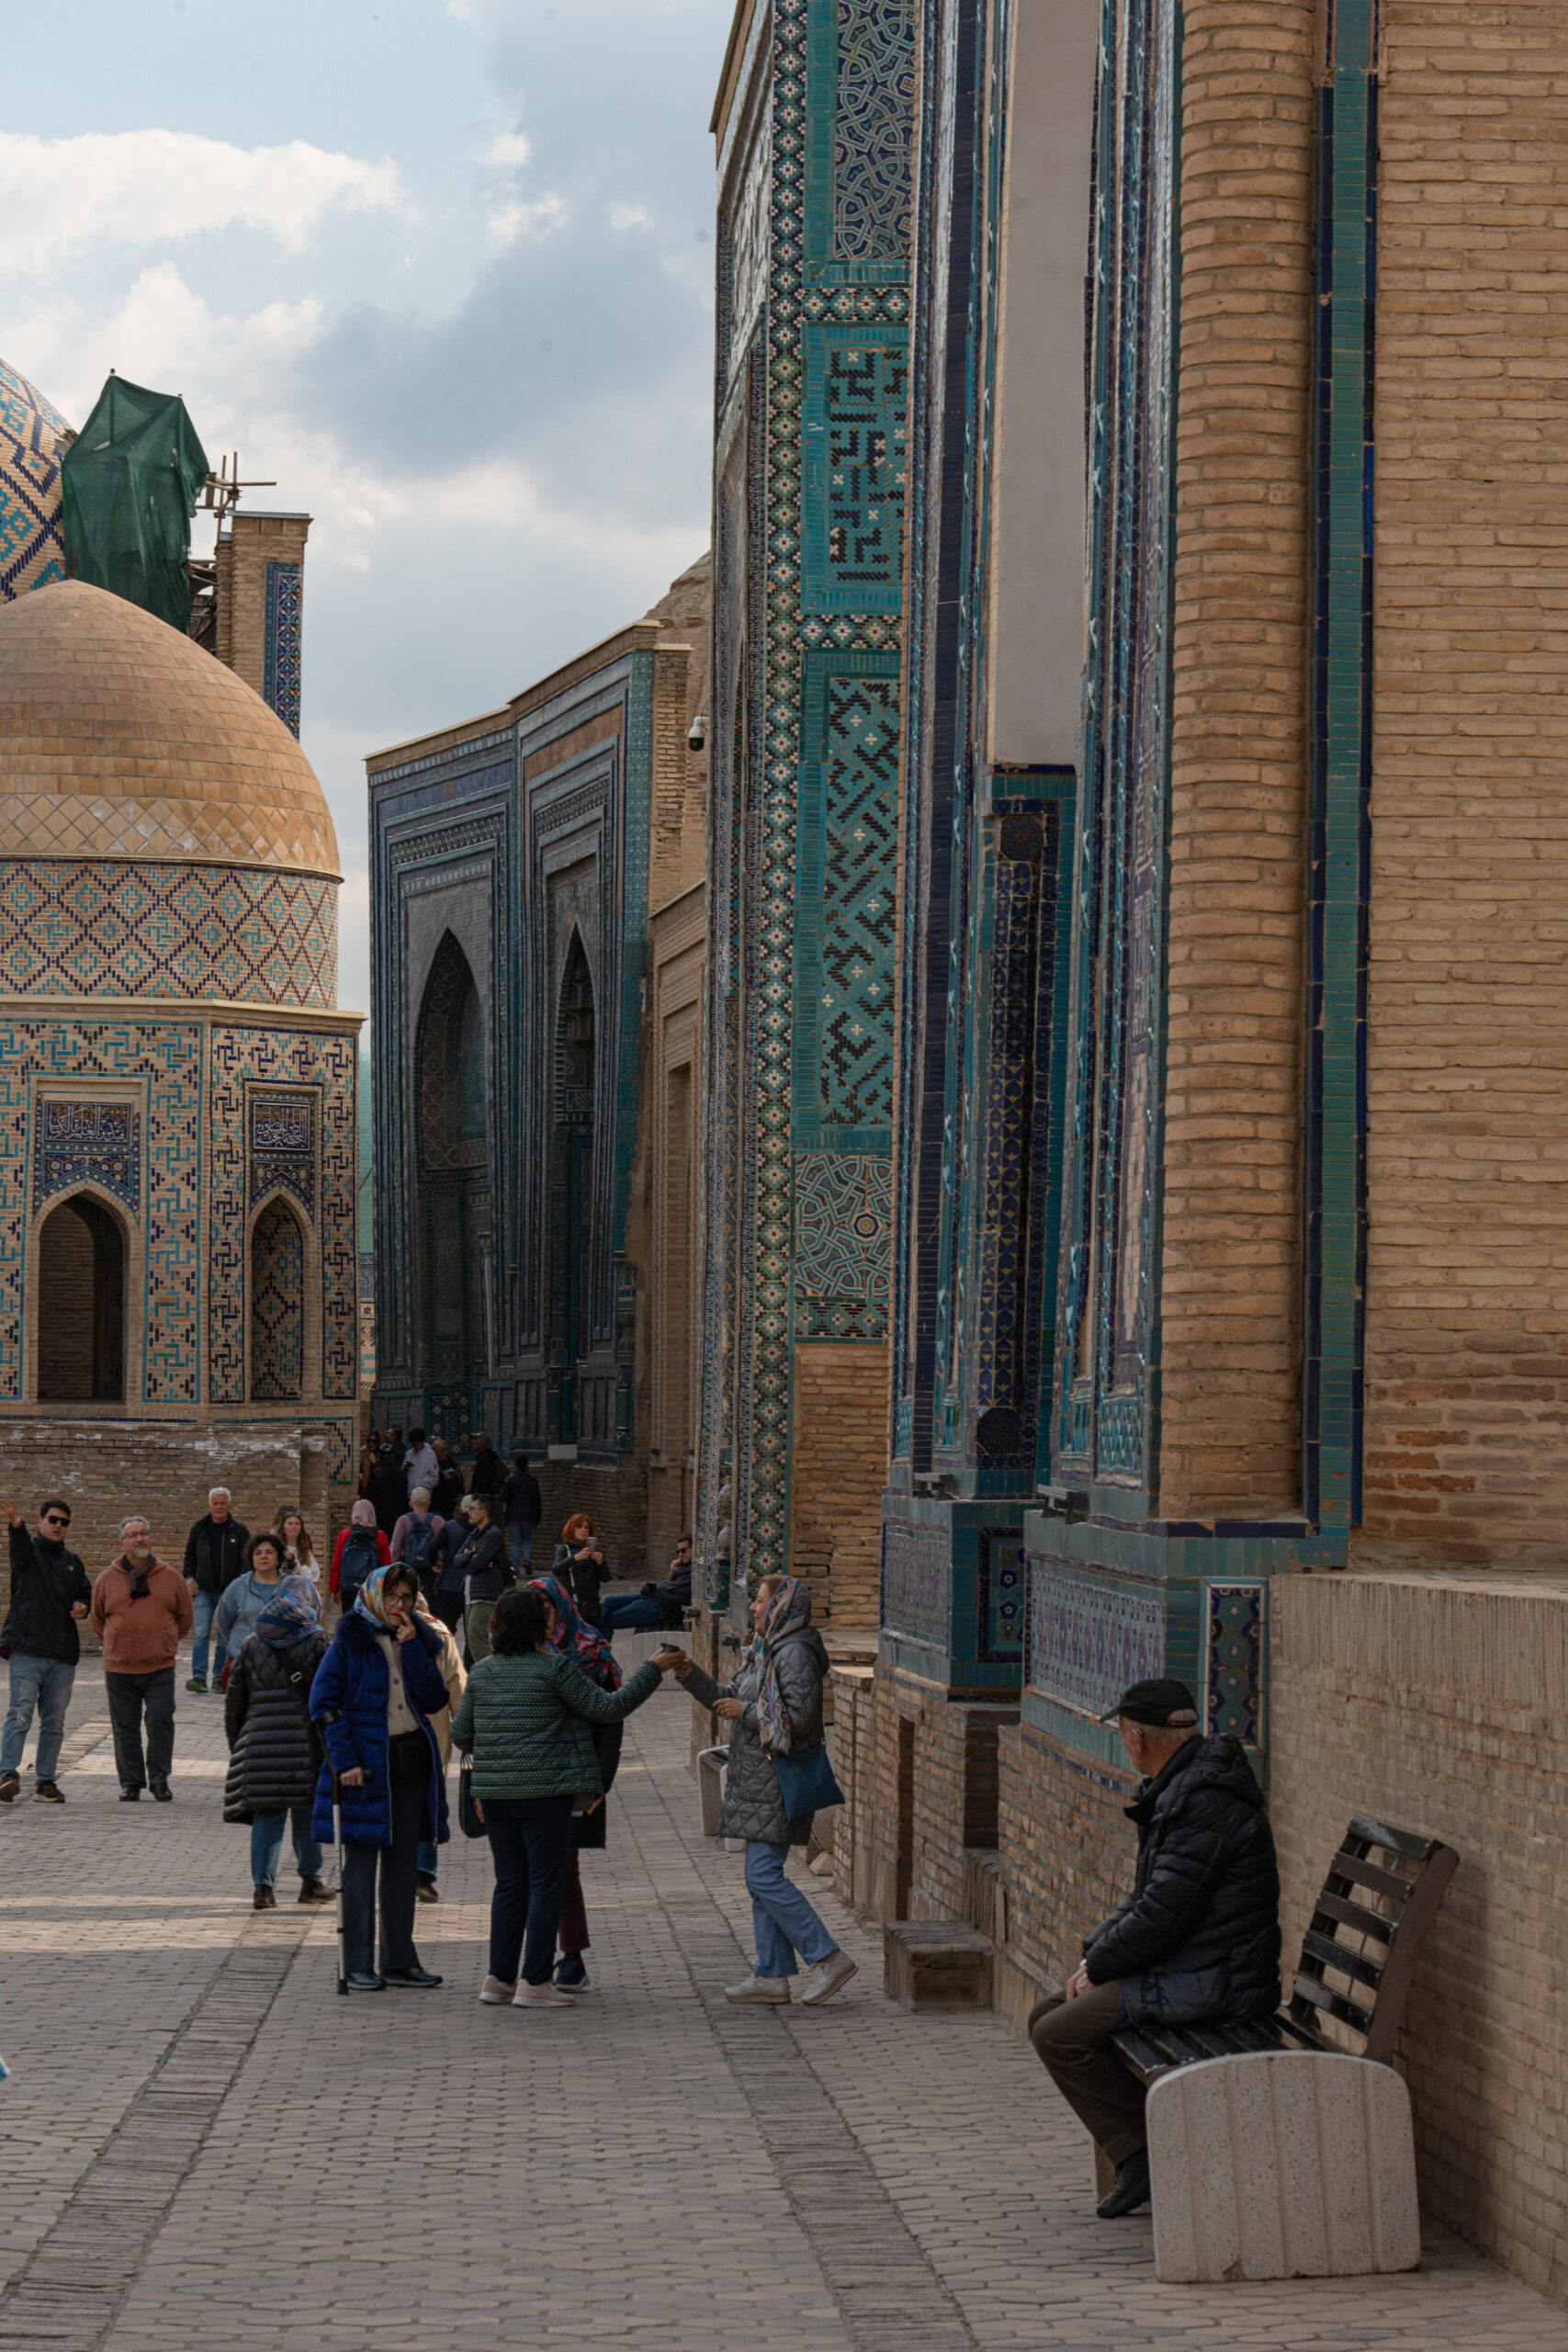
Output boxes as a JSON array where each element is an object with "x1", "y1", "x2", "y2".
[{"x1": 1101, "y1": 1678, "x2": 1199, "y2": 1728}]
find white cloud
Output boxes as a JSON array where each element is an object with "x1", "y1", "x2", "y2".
[
  {"x1": 608, "y1": 201, "x2": 653, "y2": 232},
  {"x1": 488, "y1": 192, "x2": 569, "y2": 250},
  {"x1": 0, "y1": 130, "x2": 412, "y2": 274},
  {"x1": 485, "y1": 132, "x2": 533, "y2": 169}
]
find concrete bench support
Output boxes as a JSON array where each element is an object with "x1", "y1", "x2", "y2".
[
  {"x1": 695, "y1": 1747, "x2": 728, "y2": 1838},
  {"x1": 883, "y1": 1921, "x2": 993, "y2": 2012},
  {"x1": 1146, "y1": 2051, "x2": 1419, "y2": 2283}
]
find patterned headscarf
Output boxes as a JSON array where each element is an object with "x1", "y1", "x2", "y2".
[
  {"x1": 351, "y1": 1498, "x2": 377, "y2": 1528},
  {"x1": 354, "y1": 1563, "x2": 412, "y2": 1631},
  {"x1": 256, "y1": 1587, "x2": 319, "y2": 1648},
  {"x1": 528, "y1": 1573, "x2": 621, "y2": 1692},
  {"x1": 755, "y1": 1574, "x2": 812, "y2": 1756}
]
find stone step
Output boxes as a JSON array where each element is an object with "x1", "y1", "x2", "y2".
[{"x1": 884, "y1": 1919, "x2": 994, "y2": 2012}]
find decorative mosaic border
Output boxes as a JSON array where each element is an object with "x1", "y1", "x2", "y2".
[
  {"x1": 0, "y1": 861, "x2": 338, "y2": 1011},
  {"x1": 263, "y1": 560, "x2": 303, "y2": 736}
]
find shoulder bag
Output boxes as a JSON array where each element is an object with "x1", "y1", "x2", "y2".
[
  {"x1": 770, "y1": 1743, "x2": 844, "y2": 1819},
  {"x1": 457, "y1": 1751, "x2": 486, "y2": 1838}
]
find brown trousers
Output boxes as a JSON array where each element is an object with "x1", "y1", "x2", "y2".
[{"x1": 1029, "y1": 1979, "x2": 1147, "y2": 2166}]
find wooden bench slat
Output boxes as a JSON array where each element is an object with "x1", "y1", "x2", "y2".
[
  {"x1": 1300, "y1": 1926, "x2": 1384, "y2": 1990},
  {"x1": 1313, "y1": 1889, "x2": 1395, "y2": 1944},
  {"x1": 1292, "y1": 1973, "x2": 1375, "y2": 2034},
  {"x1": 1326, "y1": 1849, "x2": 1416, "y2": 1904},
  {"x1": 1347, "y1": 1812, "x2": 1439, "y2": 1863},
  {"x1": 1276, "y1": 2007, "x2": 1334, "y2": 2052},
  {"x1": 1111, "y1": 2029, "x2": 1179, "y2": 2083}
]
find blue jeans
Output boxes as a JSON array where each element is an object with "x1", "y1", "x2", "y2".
[
  {"x1": 597, "y1": 1595, "x2": 666, "y2": 1635},
  {"x1": 417, "y1": 1838, "x2": 437, "y2": 1880},
  {"x1": 483, "y1": 1794, "x2": 573, "y2": 1985},
  {"x1": 250, "y1": 1806, "x2": 322, "y2": 1887},
  {"x1": 746, "y1": 1839, "x2": 836, "y2": 1979},
  {"x1": 190, "y1": 1589, "x2": 227, "y2": 1684},
  {"x1": 1, "y1": 1653, "x2": 75, "y2": 1782},
  {"x1": 506, "y1": 1526, "x2": 534, "y2": 1576}
]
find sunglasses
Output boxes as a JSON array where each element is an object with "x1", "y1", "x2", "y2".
[{"x1": 42, "y1": 1513, "x2": 69, "y2": 1527}]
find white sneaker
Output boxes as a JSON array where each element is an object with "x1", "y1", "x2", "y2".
[
  {"x1": 798, "y1": 1951, "x2": 858, "y2": 2007},
  {"x1": 723, "y1": 1973, "x2": 791, "y2": 2004},
  {"x1": 479, "y1": 1975, "x2": 516, "y2": 2005},
  {"x1": 513, "y1": 1981, "x2": 577, "y2": 2008}
]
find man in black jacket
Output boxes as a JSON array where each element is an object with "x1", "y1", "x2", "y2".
[
  {"x1": 182, "y1": 1487, "x2": 250, "y2": 1693},
  {"x1": 468, "y1": 1431, "x2": 502, "y2": 1502},
  {"x1": 1029, "y1": 1677, "x2": 1280, "y2": 2221},
  {"x1": 598, "y1": 1535, "x2": 694, "y2": 1635},
  {"x1": 0, "y1": 1495, "x2": 93, "y2": 1804}
]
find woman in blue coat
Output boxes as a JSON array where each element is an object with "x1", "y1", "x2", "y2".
[{"x1": 310, "y1": 1562, "x2": 450, "y2": 1990}]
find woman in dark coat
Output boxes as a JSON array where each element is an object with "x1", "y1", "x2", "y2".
[
  {"x1": 528, "y1": 1572, "x2": 624, "y2": 1993},
  {"x1": 309, "y1": 1563, "x2": 451, "y2": 1992},
  {"x1": 224, "y1": 1588, "x2": 332, "y2": 1910},
  {"x1": 549, "y1": 1514, "x2": 607, "y2": 1628}
]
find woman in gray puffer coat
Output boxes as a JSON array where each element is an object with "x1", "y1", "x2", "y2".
[
  {"x1": 224, "y1": 1588, "x2": 332, "y2": 1911},
  {"x1": 674, "y1": 1573, "x2": 857, "y2": 2008}
]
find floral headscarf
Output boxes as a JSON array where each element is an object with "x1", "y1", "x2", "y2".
[
  {"x1": 354, "y1": 1563, "x2": 412, "y2": 1632},
  {"x1": 755, "y1": 1574, "x2": 812, "y2": 1756},
  {"x1": 529, "y1": 1572, "x2": 621, "y2": 1691},
  {"x1": 256, "y1": 1587, "x2": 320, "y2": 1649}
]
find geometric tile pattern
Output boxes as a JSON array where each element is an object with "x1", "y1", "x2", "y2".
[
  {"x1": 208, "y1": 1027, "x2": 356, "y2": 1404},
  {"x1": 795, "y1": 1148, "x2": 891, "y2": 1340},
  {"x1": 818, "y1": 673, "x2": 898, "y2": 1123},
  {"x1": 249, "y1": 1091, "x2": 314, "y2": 1213},
  {"x1": 803, "y1": 329, "x2": 908, "y2": 611},
  {"x1": 880, "y1": 1517, "x2": 951, "y2": 1648},
  {"x1": 0, "y1": 860, "x2": 338, "y2": 1009},
  {"x1": 33, "y1": 1099, "x2": 141, "y2": 1216},
  {"x1": 830, "y1": 0, "x2": 917, "y2": 264},
  {"x1": 977, "y1": 1527, "x2": 1025, "y2": 1664},
  {"x1": 0, "y1": 1018, "x2": 202, "y2": 1403},
  {"x1": 0, "y1": 357, "x2": 70, "y2": 602},
  {"x1": 262, "y1": 561, "x2": 302, "y2": 737},
  {"x1": 250, "y1": 1193, "x2": 305, "y2": 1400},
  {"x1": 1027, "y1": 1569, "x2": 1165, "y2": 1721},
  {"x1": 1202, "y1": 1579, "x2": 1266, "y2": 1749}
]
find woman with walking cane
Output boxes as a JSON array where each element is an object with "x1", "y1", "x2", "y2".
[{"x1": 309, "y1": 1563, "x2": 450, "y2": 1992}]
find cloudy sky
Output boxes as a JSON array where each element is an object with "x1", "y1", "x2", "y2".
[{"x1": 5, "y1": 0, "x2": 730, "y2": 1011}]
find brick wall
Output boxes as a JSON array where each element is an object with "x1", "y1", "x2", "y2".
[
  {"x1": 217, "y1": 512, "x2": 309, "y2": 706},
  {"x1": 854, "y1": 1665, "x2": 1020, "y2": 1923},
  {"x1": 1157, "y1": 0, "x2": 1315, "y2": 1517},
  {"x1": 1359, "y1": 0, "x2": 1568, "y2": 1569},
  {"x1": 788, "y1": 1342, "x2": 889, "y2": 1624},
  {"x1": 1271, "y1": 1572, "x2": 1568, "y2": 2301},
  {"x1": 993, "y1": 1719, "x2": 1138, "y2": 2029},
  {"x1": 638, "y1": 893, "x2": 705, "y2": 1573},
  {"x1": 0, "y1": 1419, "x2": 310, "y2": 1611}
]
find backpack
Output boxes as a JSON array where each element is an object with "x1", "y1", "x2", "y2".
[
  {"x1": 338, "y1": 1527, "x2": 379, "y2": 1606},
  {"x1": 400, "y1": 1516, "x2": 439, "y2": 1577}
]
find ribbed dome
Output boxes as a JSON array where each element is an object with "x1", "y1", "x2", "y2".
[{"x1": 0, "y1": 580, "x2": 339, "y2": 876}]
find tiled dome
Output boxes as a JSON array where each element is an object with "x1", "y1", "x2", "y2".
[
  {"x1": 0, "y1": 580, "x2": 339, "y2": 876},
  {"x1": 0, "y1": 356, "x2": 71, "y2": 602}
]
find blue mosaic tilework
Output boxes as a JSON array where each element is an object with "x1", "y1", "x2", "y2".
[
  {"x1": 250, "y1": 1194, "x2": 305, "y2": 1398},
  {"x1": 1203, "y1": 1578, "x2": 1266, "y2": 1748},
  {"x1": 880, "y1": 1518, "x2": 950, "y2": 1647},
  {"x1": 803, "y1": 326, "x2": 908, "y2": 613},
  {"x1": 0, "y1": 861, "x2": 338, "y2": 1010},
  {"x1": 249, "y1": 1090, "x2": 314, "y2": 1214},
  {"x1": 795, "y1": 1149, "x2": 891, "y2": 1338},
  {"x1": 0, "y1": 1021, "x2": 200, "y2": 1404},
  {"x1": 805, "y1": 0, "x2": 916, "y2": 283},
  {"x1": 976, "y1": 1526, "x2": 1024, "y2": 1663},
  {"x1": 0, "y1": 358, "x2": 69, "y2": 602},
  {"x1": 209, "y1": 1028, "x2": 356, "y2": 1403},
  {"x1": 263, "y1": 561, "x2": 303, "y2": 736},
  {"x1": 32, "y1": 1101, "x2": 141, "y2": 1216},
  {"x1": 1028, "y1": 1568, "x2": 1164, "y2": 1721}
]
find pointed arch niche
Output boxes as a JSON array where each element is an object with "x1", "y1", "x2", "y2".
[
  {"x1": 36, "y1": 1193, "x2": 127, "y2": 1402},
  {"x1": 251, "y1": 1193, "x2": 306, "y2": 1400},
  {"x1": 547, "y1": 932, "x2": 597, "y2": 1443},
  {"x1": 413, "y1": 930, "x2": 491, "y2": 1418}
]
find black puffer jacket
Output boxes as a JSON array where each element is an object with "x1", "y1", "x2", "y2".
[
  {"x1": 1084, "y1": 1735, "x2": 1280, "y2": 2030},
  {"x1": 223, "y1": 1627, "x2": 330, "y2": 1822}
]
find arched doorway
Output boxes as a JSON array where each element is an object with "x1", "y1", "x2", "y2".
[
  {"x1": 414, "y1": 931, "x2": 489, "y2": 1433},
  {"x1": 37, "y1": 1195, "x2": 125, "y2": 1401},
  {"x1": 251, "y1": 1196, "x2": 305, "y2": 1401},
  {"x1": 549, "y1": 933, "x2": 595, "y2": 1444}
]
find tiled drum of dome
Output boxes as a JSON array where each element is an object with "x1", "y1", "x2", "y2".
[
  {"x1": 0, "y1": 862, "x2": 337, "y2": 1007},
  {"x1": 0, "y1": 360, "x2": 69, "y2": 602}
]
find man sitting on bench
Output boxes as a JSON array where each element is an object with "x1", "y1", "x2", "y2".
[{"x1": 1029, "y1": 1677, "x2": 1281, "y2": 2221}]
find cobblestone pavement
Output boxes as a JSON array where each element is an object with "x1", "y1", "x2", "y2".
[{"x1": 1, "y1": 1654, "x2": 1563, "y2": 2352}]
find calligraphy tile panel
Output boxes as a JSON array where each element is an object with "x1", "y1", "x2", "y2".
[{"x1": 33, "y1": 1100, "x2": 141, "y2": 1215}]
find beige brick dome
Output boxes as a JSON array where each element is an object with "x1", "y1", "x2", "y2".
[{"x1": 0, "y1": 579, "x2": 339, "y2": 876}]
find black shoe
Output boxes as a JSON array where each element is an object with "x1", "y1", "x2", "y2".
[
  {"x1": 253, "y1": 1883, "x2": 277, "y2": 1910},
  {"x1": 345, "y1": 1972, "x2": 386, "y2": 1991},
  {"x1": 0, "y1": 1772, "x2": 19, "y2": 1804},
  {"x1": 297, "y1": 1877, "x2": 332, "y2": 1905},
  {"x1": 149, "y1": 1779, "x2": 173, "y2": 1803},
  {"x1": 119, "y1": 1784, "x2": 142, "y2": 1802},
  {"x1": 381, "y1": 1967, "x2": 443, "y2": 1988},
  {"x1": 1097, "y1": 2147, "x2": 1152, "y2": 2220},
  {"x1": 415, "y1": 1871, "x2": 439, "y2": 1904},
  {"x1": 33, "y1": 1781, "x2": 64, "y2": 1804}
]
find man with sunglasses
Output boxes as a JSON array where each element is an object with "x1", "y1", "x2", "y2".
[{"x1": 0, "y1": 1497, "x2": 92, "y2": 1804}]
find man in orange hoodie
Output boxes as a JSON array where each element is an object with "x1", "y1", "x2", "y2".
[{"x1": 89, "y1": 1515, "x2": 193, "y2": 1803}]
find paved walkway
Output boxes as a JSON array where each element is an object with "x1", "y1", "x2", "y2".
[{"x1": 0, "y1": 1657, "x2": 1563, "y2": 2352}]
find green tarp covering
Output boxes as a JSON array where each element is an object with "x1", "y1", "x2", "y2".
[{"x1": 61, "y1": 374, "x2": 209, "y2": 631}]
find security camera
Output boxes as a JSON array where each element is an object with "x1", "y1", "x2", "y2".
[{"x1": 687, "y1": 713, "x2": 708, "y2": 752}]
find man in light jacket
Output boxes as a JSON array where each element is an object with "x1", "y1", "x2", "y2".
[
  {"x1": 0, "y1": 1496, "x2": 92, "y2": 1805},
  {"x1": 90, "y1": 1517, "x2": 194, "y2": 1803}
]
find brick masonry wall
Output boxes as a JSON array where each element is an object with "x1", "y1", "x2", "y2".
[
  {"x1": 525, "y1": 1459, "x2": 650, "y2": 1586},
  {"x1": 1359, "y1": 0, "x2": 1568, "y2": 1569},
  {"x1": 994, "y1": 1720, "x2": 1138, "y2": 2028},
  {"x1": 1271, "y1": 1572, "x2": 1568, "y2": 2301},
  {"x1": 219, "y1": 513, "x2": 310, "y2": 707},
  {"x1": 788, "y1": 1342, "x2": 889, "y2": 1625},
  {"x1": 1158, "y1": 0, "x2": 1314, "y2": 1517},
  {"x1": 856, "y1": 1665, "x2": 1021, "y2": 1923},
  {"x1": 0, "y1": 1419, "x2": 310, "y2": 1619}
]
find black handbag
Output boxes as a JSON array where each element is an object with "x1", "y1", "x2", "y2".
[{"x1": 457, "y1": 1752, "x2": 486, "y2": 1838}]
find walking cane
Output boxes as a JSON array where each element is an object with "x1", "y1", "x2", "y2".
[{"x1": 316, "y1": 1707, "x2": 349, "y2": 1996}]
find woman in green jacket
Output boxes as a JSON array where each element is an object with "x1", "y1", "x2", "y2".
[{"x1": 450, "y1": 1582, "x2": 683, "y2": 2007}]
